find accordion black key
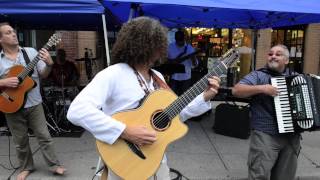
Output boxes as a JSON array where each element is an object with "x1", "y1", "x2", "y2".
[{"x1": 271, "y1": 74, "x2": 320, "y2": 133}]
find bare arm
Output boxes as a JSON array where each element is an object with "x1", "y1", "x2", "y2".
[{"x1": 232, "y1": 83, "x2": 278, "y2": 98}]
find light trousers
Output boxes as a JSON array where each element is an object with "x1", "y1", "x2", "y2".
[{"x1": 5, "y1": 104, "x2": 61, "y2": 171}]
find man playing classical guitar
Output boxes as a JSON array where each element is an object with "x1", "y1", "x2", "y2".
[
  {"x1": 67, "y1": 17, "x2": 220, "y2": 180},
  {"x1": 0, "y1": 23, "x2": 65, "y2": 180},
  {"x1": 167, "y1": 29, "x2": 199, "y2": 95}
]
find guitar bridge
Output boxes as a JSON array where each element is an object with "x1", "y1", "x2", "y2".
[
  {"x1": 124, "y1": 140, "x2": 146, "y2": 159},
  {"x1": 1, "y1": 92, "x2": 14, "y2": 102}
]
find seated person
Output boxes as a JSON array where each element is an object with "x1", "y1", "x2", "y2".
[
  {"x1": 48, "y1": 49, "x2": 80, "y2": 99},
  {"x1": 49, "y1": 49, "x2": 80, "y2": 87}
]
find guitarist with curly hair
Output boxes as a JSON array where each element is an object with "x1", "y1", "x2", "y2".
[{"x1": 67, "y1": 17, "x2": 221, "y2": 180}]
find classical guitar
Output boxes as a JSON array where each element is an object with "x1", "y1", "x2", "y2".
[
  {"x1": 0, "y1": 34, "x2": 61, "y2": 113},
  {"x1": 96, "y1": 49, "x2": 240, "y2": 180}
]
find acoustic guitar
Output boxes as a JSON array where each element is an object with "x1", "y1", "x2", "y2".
[
  {"x1": 96, "y1": 49, "x2": 240, "y2": 180},
  {"x1": 0, "y1": 34, "x2": 61, "y2": 113}
]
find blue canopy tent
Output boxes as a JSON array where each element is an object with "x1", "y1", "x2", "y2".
[
  {"x1": 0, "y1": 0, "x2": 122, "y2": 31},
  {"x1": 101, "y1": 0, "x2": 320, "y2": 67},
  {"x1": 101, "y1": 0, "x2": 320, "y2": 29}
]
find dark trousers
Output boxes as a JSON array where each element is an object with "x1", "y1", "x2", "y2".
[
  {"x1": 5, "y1": 104, "x2": 60, "y2": 171},
  {"x1": 169, "y1": 79, "x2": 191, "y2": 96}
]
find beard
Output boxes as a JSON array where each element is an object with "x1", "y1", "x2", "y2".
[{"x1": 267, "y1": 61, "x2": 281, "y2": 72}]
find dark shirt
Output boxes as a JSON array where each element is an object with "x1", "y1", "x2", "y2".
[
  {"x1": 49, "y1": 61, "x2": 79, "y2": 87},
  {"x1": 239, "y1": 67, "x2": 297, "y2": 135}
]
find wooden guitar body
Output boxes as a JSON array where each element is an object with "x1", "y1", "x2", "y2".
[
  {"x1": 96, "y1": 89, "x2": 188, "y2": 180},
  {"x1": 0, "y1": 65, "x2": 34, "y2": 113}
]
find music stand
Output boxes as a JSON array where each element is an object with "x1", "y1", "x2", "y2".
[{"x1": 75, "y1": 57, "x2": 97, "y2": 81}]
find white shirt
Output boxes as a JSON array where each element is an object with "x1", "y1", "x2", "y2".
[
  {"x1": 67, "y1": 63, "x2": 211, "y2": 144},
  {"x1": 167, "y1": 42, "x2": 196, "y2": 81}
]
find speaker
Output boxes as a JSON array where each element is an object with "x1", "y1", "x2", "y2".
[
  {"x1": 0, "y1": 112, "x2": 6, "y2": 127},
  {"x1": 213, "y1": 103, "x2": 250, "y2": 139}
]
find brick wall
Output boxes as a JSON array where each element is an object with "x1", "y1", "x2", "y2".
[
  {"x1": 56, "y1": 31, "x2": 78, "y2": 62},
  {"x1": 255, "y1": 29, "x2": 272, "y2": 69},
  {"x1": 303, "y1": 24, "x2": 320, "y2": 74}
]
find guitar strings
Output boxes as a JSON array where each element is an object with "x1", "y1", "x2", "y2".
[
  {"x1": 18, "y1": 38, "x2": 57, "y2": 79},
  {"x1": 19, "y1": 56, "x2": 41, "y2": 78},
  {"x1": 153, "y1": 65, "x2": 224, "y2": 127},
  {"x1": 152, "y1": 64, "x2": 225, "y2": 128}
]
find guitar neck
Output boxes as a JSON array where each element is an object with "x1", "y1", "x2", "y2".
[
  {"x1": 164, "y1": 61, "x2": 226, "y2": 120},
  {"x1": 19, "y1": 44, "x2": 51, "y2": 80},
  {"x1": 163, "y1": 49, "x2": 239, "y2": 120}
]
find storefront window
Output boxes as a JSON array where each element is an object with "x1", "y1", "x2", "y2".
[
  {"x1": 271, "y1": 26, "x2": 306, "y2": 73},
  {"x1": 183, "y1": 27, "x2": 249, "y2": 87}
]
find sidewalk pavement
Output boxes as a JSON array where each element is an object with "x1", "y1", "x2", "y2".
[{"x1": 1, "y1": 103, "x2": 320, "y2": 180}]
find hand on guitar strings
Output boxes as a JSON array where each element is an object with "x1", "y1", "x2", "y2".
[
  {"x1": 39, "y1": 48, "x2": 54, "y2": 66},
  {"x1": 203, "y1": 76, "x2": 221, "y2": 101},
  {"x1": 1, "y1": 77, "x2": 19, "y2": 88},
  {"x1": 120, "y1": 126, "x2": 157, "y2": 146}
]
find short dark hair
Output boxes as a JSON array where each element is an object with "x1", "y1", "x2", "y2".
[
  {"x1": 111, "y1": 16, "x2": 168, "y2": 67},
  {"x1": 175, "y1": 30, "x2": 185, "y2": 42}
]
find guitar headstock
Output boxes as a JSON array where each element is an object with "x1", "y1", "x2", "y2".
[
  {"x1": 221, "y1": 48, "x2": 240, "y2": 68},
  {"x1": 46, "y1": 33, "x2": 62, "y2": 49}
]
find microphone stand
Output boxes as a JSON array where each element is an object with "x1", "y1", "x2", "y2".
[{"x1": 60, "y1": 68, "x2": 69, "y2": 130}]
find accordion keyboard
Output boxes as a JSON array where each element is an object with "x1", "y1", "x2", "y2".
[
  {"x1": 271, "y1": 74, "x2": 320, "y2": 133},
  {"x1": 271, "y1": 77, "x2": 294, "y2": 133}
]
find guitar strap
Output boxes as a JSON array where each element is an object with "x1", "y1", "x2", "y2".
[
  {"x1": 134, "y1": 69, "x2": 171, "y2": 106},
  {"x1": 21, "y1": 48, "x2": 34, "y2": 76},
  {"x1": 21, "y1": 48, "x2": 31, "y2": 64},
  {"x1": 151, "y1": 70, "x2": 171, "y2": 90}
]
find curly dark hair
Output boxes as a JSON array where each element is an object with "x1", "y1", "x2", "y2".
[{"x1": 111, "y1": 16, "x2": 168, "y2": 67}]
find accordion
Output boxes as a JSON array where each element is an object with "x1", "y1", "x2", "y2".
[{"x1": 271, "y1": 74, "x2": 320, "y2": 133}]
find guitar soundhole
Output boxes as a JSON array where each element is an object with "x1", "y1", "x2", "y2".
[{"x1": 151, "y1": 110, "x2": 171, "y2": 131}]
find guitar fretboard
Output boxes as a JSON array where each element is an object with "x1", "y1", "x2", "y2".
[
  {"x1": 18, "y1": 44, "x2": 51, "y2": 80},
  {"x1": 17, "y1": 33, "x2": 60, "y2": 81},
  {"x1": 157, "y1": 48, "x2": 239, "y2": 123}
]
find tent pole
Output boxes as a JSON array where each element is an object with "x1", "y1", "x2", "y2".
[
  {"x1": 128, "y1": 7, "x2": 135, "y2": 21},
  {"x1": 128, "y1": 3, "x2": 139, "y2": 21},
  {"x1": 251, "y1": 29, "x2": 258, "y2": 71},
  {"x1": 102, "y1": 14, "x2": 111, "y2": 66},
  {"x1": 31, "y1": 30, "x2": 37, "y2": 49}
]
